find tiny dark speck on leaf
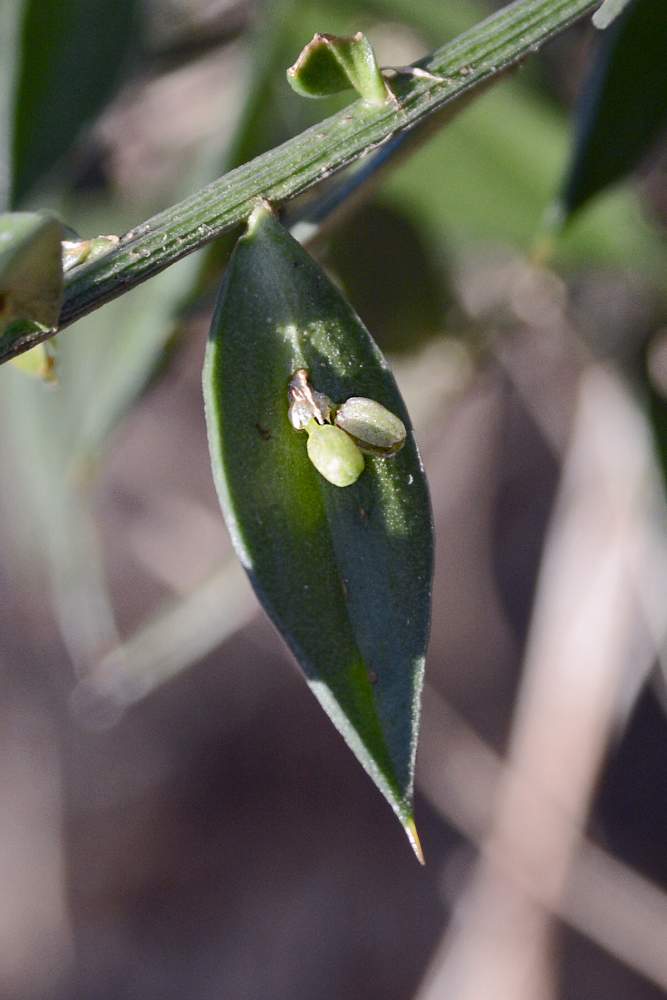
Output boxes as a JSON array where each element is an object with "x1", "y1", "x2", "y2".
[{"x1": 255, "y1": 422, "x2": 272, "y2": 440}]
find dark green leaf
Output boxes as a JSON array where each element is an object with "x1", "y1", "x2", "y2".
[
  {"x1": 327, "y1": 201, "x2": 449, "y2": 354},
  {"x1": 0, "y1": 0, "x2": 25, "y2": 210},
  {"x1": 554, "y1": 0, "x2": 667, "y2": 225},
  {"x1": 203, "y1": 204, "x2": 432, "y2": 858},
  {"x1": 11, "y1": 0, "x2": 139, "y2": 205}
]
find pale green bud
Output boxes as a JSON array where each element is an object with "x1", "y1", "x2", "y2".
[
  {"x1": 334, "y1": 397, "x2": 406, "y2": 456},
  {"x1": 306, "y1": 420, "x2": 365, "y2": 487}
]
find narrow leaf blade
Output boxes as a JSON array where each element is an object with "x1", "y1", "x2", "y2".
[
  {"x1": 554, "y1": 0, "x2": 667, "y2": 224},
  {"x1": 203, "y1": 205, "x2": 432, "y2": 852},
  {"x1": 11, "y1": 0, "x2": 139, "y2": 204}
]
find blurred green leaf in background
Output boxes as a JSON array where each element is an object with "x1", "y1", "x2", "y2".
[
  {"x1": 553, "y1": 0, "x2": 667, "y2": 227},
  {"x1": 11, "y1": 0, "x2": 141, "y2": 206},
  {"x1": 204, "y1": 204, "x2": 433, "y2": 853}
]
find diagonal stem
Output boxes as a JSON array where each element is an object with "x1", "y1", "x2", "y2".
[{"x1": 2, "y1": 0, "x2": 599, "y2": 364}]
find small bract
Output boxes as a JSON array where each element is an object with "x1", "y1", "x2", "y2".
[
  {"x1": 335, "y1": 396, "x2": 406, "y2": 456},
  {"x1": 306, "y1": 420, "x2": 365, "y2": 487},
  {"x1": 286, "y1": 31, "x2": 392, "y2": 106},
  {"x1": 288, "y1": 368, "x2": 332, "y2": 429}
]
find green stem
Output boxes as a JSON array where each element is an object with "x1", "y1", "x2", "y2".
[{"x1": 2, "y1": 0, "x2": 599, "y2": 364}]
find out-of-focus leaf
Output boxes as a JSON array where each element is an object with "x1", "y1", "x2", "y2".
[
  {"x1": 203, "y1": 204, "x2": 432, "y2": 858},
  {"x1": 0, "y1": 212, "x2": 63, "y2": 354},
  {"x1": 645, "y1": 332, "x2": 667, "y2": 492},
  {"x1": 65, "y1": 251, "x2": 203, "y2": 462},
  {"x1": 648, "y1": 382, "x2": 667, "y2": 492},
  {"x1": 11, "y1": 0, "x2": 139, "y2": 205},
  {"x1": 327, "y1": 200, "x2": 449, "y2": 354},
  {"x1": 56, "y1": 124, "x2": 230, "y2": 463},
  {"x1": 0, "y1": 238, "x2": 204, "y2": 672},
  {"x1": 381, "y1": 75, "x2": 667, "y2": 277},
  {"x1": 0, "y1": 0, "x2": 24, "y2": 210},
  {"x1": 553, "y1": 0, "x2": 667, "y2": 226},
  {"x1": 73, "y1": 559, "x2": 256, "y2": 721},
  {"x1": 1, "y1": 358, "x2": 121, "y2": 672},
  {"x1": 593, "y1": 0, "x2": 634, "y2": 29}
]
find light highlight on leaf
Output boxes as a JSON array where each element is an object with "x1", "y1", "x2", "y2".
[
  {"x1": 592, "y1": 0, "x2": 633, "y2": 29},
  {"x1": 203, "y1": 202, "x2": 432, "y2": 858}
]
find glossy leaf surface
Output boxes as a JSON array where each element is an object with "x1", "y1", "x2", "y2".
[
  {"x1": 554, "y1": 0, "x2": 667, "y2": 224},
  {"x1": 203, "y1": 205, "x2": 432, "y2": 855}
]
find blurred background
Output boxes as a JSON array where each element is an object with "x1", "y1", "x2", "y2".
[{"x1": 1, "y1": 1, "x2": 666, "y2": 998}]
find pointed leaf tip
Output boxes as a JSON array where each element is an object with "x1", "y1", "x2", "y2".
[
  {"x1": 405, "y1": 816, "x2": 425, "y2": 865},
  {"x1": 203, "y1": 204, "x2": 432, "y2": 843}
]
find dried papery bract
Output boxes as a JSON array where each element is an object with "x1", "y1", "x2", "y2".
[{"x1": 288, "y1": 368, "x2": 332, "y2": 429}]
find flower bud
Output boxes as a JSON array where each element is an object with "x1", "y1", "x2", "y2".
[
  {"x1": 306, "y1": 421, "x2": 364, "y2": 487},
  {"x1": 334, "y1": 397, "x2": 406, "y2": 456}
]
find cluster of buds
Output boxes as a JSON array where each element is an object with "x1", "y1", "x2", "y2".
[{"x1": 288, "y1": 369, "x2": 406, "y2": 487}]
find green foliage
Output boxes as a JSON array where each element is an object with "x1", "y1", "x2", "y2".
[
  {"x1": 554, "y1": 0, "x2": 667, "y2": 225},
  {"x1": 203, "y1": 204, "x2": 433, "y2": 850},
  {"x1": 11, "y1": 0, "x2": 140, "y2": 204},
  {"x1": 327, "y1": 202, "x2": 449, "y2": 354}
]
